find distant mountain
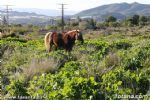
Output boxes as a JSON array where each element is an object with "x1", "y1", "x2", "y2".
[
  {"x1": 75, "y1": 2, "x2": 150, "y2": 20},
  {"x1": 0, "y1": 8, "x2": 76, "y2": 25},
  {"x1": 2, "y1": 2, "x2": 150, "y2": 25},
  {"x1": 13, "y1": 8, "x2": 77, "y2": 16},
  {"x1": 0, "y1": 9, "x2": 52, "y2": 25}
]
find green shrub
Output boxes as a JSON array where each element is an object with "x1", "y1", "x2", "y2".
[
  {"x1": 27, "y1": 61, "x2": 103, "y2": 99},
  {"x1": 118, "y1": 47, "x2": 150, "y2": 70},
  {"x1": 6, "y1": 80, "x2": 29, "y2": 96},
  {"x1": 101, "y1": 68, "x2": 149, "y2": 98},
  {"x1": 113, "y1": 39, "x2": 132, "y2": 50}
]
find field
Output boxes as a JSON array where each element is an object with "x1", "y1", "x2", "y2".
[{"x1": 0, "y1": 26, "x2": 150, "y2": 99}]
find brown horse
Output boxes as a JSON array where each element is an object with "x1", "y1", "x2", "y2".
[{"x1": 44, "y1": 30, "x2": 84, "y2": 52}]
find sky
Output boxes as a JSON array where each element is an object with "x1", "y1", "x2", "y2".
[{"x1": 0, "y1": 0, "x2": 150, "y2": 11}]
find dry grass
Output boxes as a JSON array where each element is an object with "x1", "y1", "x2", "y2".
[
  {"x1": 83, "y1": 26, "x2": 150, "y2": 40},
  {"x1": 0, "y1": 32, "x2": 2, "y2": 38},
  {"x1": 22, "y1": 58, "x2": 58, "y2": 80},
  {"x1": 0, "y1": 32, "x2": 18, "y2": 38},
  {"x1": 104, "y1": 52, "x2": 120, "y2": 68}
]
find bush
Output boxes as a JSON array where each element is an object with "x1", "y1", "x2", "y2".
[
  {"x1": 6, "y1": 80, "x2": 29, "y2": 96},
  {"x1": 113, "y1": 39, "x2": 132, "y2": 50},
  {"x1": 108, "y1": 22, "x2": 120, "y2": 27},
  {"x1": 118, "y1": 48, "x2": 148, "y2": 70},
  {"x1": 27, "y1": 61, "x2": 103, "y2": 99},
  {"x1": 101, "y1": 68, "x2": 149, "y2": 98}
]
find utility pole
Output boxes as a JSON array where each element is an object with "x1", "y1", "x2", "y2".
[
  {"x1": 3, "y1": 5, "x2": 13, "y2": 25},
  {"x1": 0, "y1": 5, "x2": 13, "y2": 33},
  {"x1": 59, "y1": 4, "x2": 67, "y2": 33}
]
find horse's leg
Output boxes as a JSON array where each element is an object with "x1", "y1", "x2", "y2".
[
  {"x1": 46, "y1": 45, "x2": 50, "y2": 53},
  {"x1": 49, "y1": 43, "x2": 52, "y2": 52},
  {"x1": 54, "y1": 45, "x2": 58, "y2": 51},
  {"x1": 48, "y1": 39, "x2": 53, "y2": 52},
  {"x1": 53, "y1": 41, "x2": 58, "y2": 51}
]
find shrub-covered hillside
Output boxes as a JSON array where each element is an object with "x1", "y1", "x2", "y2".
[{"x1": 0, "y1": 27, "x2": 150, "y2": 99}]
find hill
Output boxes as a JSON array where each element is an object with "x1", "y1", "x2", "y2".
[
  {"x1": 13, "y1": 8, "x2": 77, "y2": 16},
  {"x1": 0, "y1": 10, "x2": 54, "y2": 25},
  {"x1": 0, "y1": 8, "x2": 75, "y2": 25},
  {"x1": 75, "y1": 2, "x2": 150, "y2": 20}
]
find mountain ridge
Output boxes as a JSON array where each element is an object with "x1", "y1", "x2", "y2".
[
  {"x1": 13, "y1": 8, "x2": 77, "y2": 16},
  {"x1": 75, "y1": 2, "x2": 150, "y2": 19}
]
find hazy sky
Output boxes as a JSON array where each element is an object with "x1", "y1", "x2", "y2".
[{"x1": 0, "y1": 0, "x2": 150, "y2": 11}]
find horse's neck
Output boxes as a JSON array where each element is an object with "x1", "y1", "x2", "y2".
[{"x1": 67, "y1": 31, "x2": 76, "y2": 38}]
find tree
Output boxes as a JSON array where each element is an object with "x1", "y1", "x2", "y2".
[
  {"x1": 132, "y1": 15, "x2": 140, "y2": 25},
  {"x1": 79, "y1": 21, "x2": 89, "y2": 30},
  {"x1": 88, "y1": 19, "x2": 96, "y2": 29},
  {"x1": 108, "y1": 22, "x2": 120, "y2": 27},
  {"x1": 77, "y1": 16, "x2": 82, "y2": 22},
  {"x1": 125, "y1": 15, "x2": 140, "y2": 26},
  {"x1": 139, "y1": 16, "x2": 148, "y2": 25},
  {"x1": 2, "y1": 16, "x2": 7, "y2": 25},
  {"x1": 70, "y1": 21, "x2": 79, "y2": 27},
  {"x1": 79, "y1": 19, "x2": 96, "y2": 30},
  {"x1": 96, "y1": 22, "x2": 105, "y2": 29},
  {"x1": 105, "y1": 16, "x2": 117, "y2": 22},
  {"x1": 127, "y1": 15, "x2": 139, "y2": 26}
]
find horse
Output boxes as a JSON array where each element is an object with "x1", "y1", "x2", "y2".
[{"x1": 44, "y1": 30, "x2": 84, "y2": 52}]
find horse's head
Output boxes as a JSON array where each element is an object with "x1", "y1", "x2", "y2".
[{"x1": 75, "y1": 30, "x2": 84, "y2": 44}]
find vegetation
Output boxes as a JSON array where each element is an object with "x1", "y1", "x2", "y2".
[
  {"x1": 0, "y1": 17, "x2": 150, "y2": 99},
  {"x1": 61, "y1": 14, "x2": 150, "y2": 30}
]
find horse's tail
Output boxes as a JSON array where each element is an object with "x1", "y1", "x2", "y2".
[{"x1": 44, "y1": 32, "x2": 51, "y2": 52}]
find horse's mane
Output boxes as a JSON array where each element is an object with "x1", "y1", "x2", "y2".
[
  {"x1": 65, "y1": 30, "x2": 80, "y2": 38},
  {"x1": 67, "y1": 30, "x2": 80, "y2": 33}
]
